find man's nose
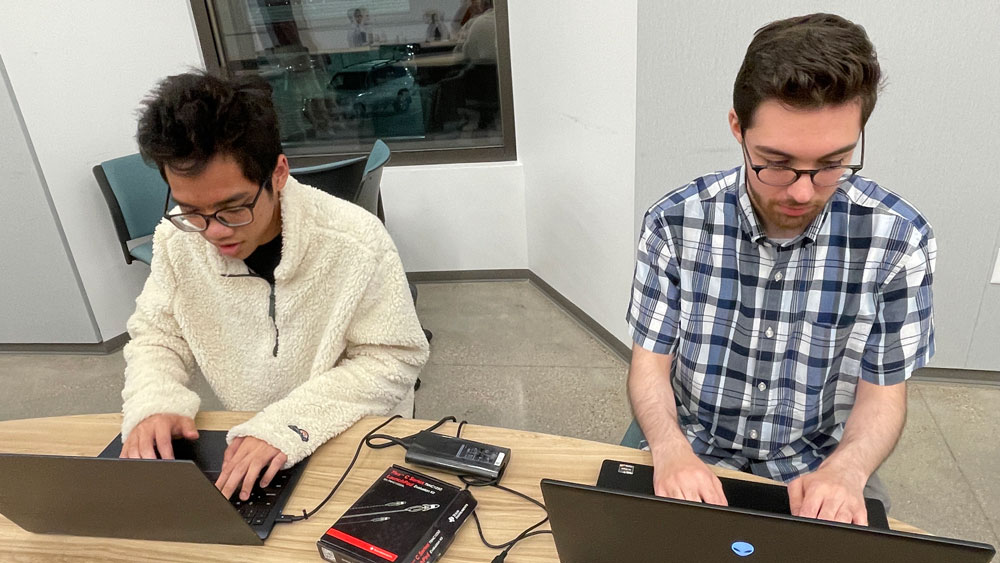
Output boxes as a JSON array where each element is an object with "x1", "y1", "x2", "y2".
[
  {"x1": 203, "y1": 218, "x2": 234, "y2": 240},
  {"x1": 786, "y1": 174, "x2": 816, "y2": 204}
]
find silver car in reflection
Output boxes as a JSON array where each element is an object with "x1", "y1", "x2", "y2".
[{"x1": 328, "y1": 59, "x2": 416, "y2": 118}]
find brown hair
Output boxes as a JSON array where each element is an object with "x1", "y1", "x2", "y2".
[{"x1": 733, "y1": 13, "x2": 882, "y2": 129}]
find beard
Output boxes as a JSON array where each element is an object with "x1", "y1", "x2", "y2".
[{"x1": 746, "y1": 183, "x2": 823, "y2": 235}]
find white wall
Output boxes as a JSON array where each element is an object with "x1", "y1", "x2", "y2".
[
  {"x1": 509, "y1": 0, "x2": 639, "y2": 346},
  {"x1": 0, "y1": 2, "x2": 205, "y2": 341},
  {"x1": 635, "y1": 1, "x2": 1000, "y2": 369},
  {"x1": 382, "y1": 161, "x2": 528, "y2": 272}
]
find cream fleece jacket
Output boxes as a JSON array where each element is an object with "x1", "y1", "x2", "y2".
[{"x1": 121, "y1": 177, "x2": 429, "y2": 467}]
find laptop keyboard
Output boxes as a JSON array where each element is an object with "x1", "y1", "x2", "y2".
[{"x1": 228, "y1": 470, "x2": 293, "y2": 526}]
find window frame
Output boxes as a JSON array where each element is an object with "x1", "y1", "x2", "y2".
[{"x1": 189, "y1": 0, "x2": 517, "y2": 167}]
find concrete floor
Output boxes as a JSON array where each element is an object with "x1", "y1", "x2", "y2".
[{"x1": 1, "y1": 280, "x2": 997, "y2": 557}]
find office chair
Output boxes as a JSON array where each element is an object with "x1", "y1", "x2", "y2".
[
  {"x1": 93, "y1": 154, "x2": 170, "y2": 265},
  {"x1": 361, "y1": 139, "x2": 390, "y2": 222},
  {"x1": 288, "y1": 155, "x2": 368, "y2": 203}
]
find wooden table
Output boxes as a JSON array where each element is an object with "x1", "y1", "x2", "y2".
[{"x1": 0, "y1": 413, "x2": 923, "y2": 561}]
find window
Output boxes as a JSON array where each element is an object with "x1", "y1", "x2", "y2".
[{"x1": 191, "y1": 0, "x2": 515, "y2": 165}]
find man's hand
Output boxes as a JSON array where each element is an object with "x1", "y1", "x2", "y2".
[
  {"x1": 215, "y1": 436, "x2": 287, "y2": 501},
  {"x1": 652, "y1": 449, "x2": 728, "y2": 506},
  {"x1": 787, "y1": 464, "x2": 868, "y2": 525},
  {"x1": 120, "y1": 413, "x2": 199, "y2": 460}
]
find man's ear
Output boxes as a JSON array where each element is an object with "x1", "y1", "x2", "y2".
[
  {"x1": 728, "y1": 108, "x2": 744, "y2": 144},
  {"x1": 272, "y1": 154, "x2": 290, "y2": 192}
]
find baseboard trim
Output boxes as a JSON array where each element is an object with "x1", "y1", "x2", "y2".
[
  {"x1": 407, "y1": 269, "x2": 532, "y2": 283},
  {"x1": 0, "y1": 332, "x2": 129, "y2": 355},
  {"x1": 525, "y1": 272, "x2": 631, "y2": 362},
  {"x1": 911, "y1": 367, "x2": 1000, "y2": 386}
]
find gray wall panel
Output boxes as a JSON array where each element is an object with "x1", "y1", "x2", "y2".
[{"x1": 0, "y1": 55, "x2": 98, "y2": 344}]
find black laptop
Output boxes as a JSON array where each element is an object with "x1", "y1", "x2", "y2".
[
  {"x1": 0, "y1": 431, "x2": 307, "y2": 545},
  {"x1": 539, "y1": 459, "x2": 996, "y2": 563}
]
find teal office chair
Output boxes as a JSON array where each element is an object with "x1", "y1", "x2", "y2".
[
  {"x1": 288, "y1": 155, "x2": 367, "y2": 203},
  {"x1": 621, "y1": 418, "x2": 648, "y2": 450},
  {"x1": 93, "y1": 154, "x2": 169, "y2": 265},
  {"x1": 361, "y1": 139, "x2": 390, "y2": 222}
]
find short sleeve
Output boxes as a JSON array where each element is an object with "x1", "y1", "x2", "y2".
[
  {"x1": 627, "y1": 212, "x2": 682, "y2": 355},
  {"x1": 860, "y1": 236, "x2": 936, "y2": 385}
]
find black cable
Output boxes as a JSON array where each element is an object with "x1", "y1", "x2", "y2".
[
  {"x1": 277, "y1": 415, "x2": 459, "y2": 522},
  {"x1": 454, "y1": 420, "x2": 552, "y2": 560},
  {"x1": 365, "y1": 415, "x2": 457, "y2": 450},
  {"x1": 276, "y1": 414, "x2": 403, "y2": 522}
]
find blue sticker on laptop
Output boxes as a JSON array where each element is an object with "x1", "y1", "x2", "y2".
[{"x1": 731, "y1": 541, "x2": 755, "y2": 557}]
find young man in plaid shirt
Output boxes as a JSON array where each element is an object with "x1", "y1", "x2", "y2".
[{"x1": 627, "y1": 13, "x2": 934, "y2": 525}]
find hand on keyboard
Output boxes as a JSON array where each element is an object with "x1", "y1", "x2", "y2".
[
  {"x1": 215, "y1": 436, "x2": 287, "y2": 501},
  {"x1": 120, "y1": 414, "x2": 199, "y2": 460}
]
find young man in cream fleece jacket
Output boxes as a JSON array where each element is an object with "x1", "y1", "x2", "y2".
[{"x1": 119, "y1": 71, "x2": 429, "y2": 502}]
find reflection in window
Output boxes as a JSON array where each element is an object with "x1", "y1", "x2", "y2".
[{"x1": 206, "y1": 0, "x2": 507, "y2": 158}]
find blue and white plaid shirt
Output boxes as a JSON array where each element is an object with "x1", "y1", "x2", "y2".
[{"x1": 627, "y1": 166, "x2": 935, "y2": 482}]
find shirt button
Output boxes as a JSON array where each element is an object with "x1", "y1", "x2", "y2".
[
  {"x1": 773, "y1": 271, "x2": 783, "y2": 282},
  {"x1": 749, "y1": 429, "x2": 759, "y2": 440},
  {"x1": 757, "y1": 381, "x2": 767, "y2": 392},
  {"x1": 764, "y1": 327, "x2": 774, "y2": 338}
]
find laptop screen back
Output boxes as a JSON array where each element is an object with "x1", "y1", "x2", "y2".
[
  {"x1": 0, "y1": 454, "x2": 262, "y2": 545},
  {"x1": 540, "y1": 479, "x2": 995, "y2": 563}
]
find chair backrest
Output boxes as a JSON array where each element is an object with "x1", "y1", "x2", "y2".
[
  {"x1": 290, "y1": 156, "x2": 367, "y2": 203},
  {"x1": 290, "y1": 140, "x2": 391, "y2": 221},
  {"x1": 358, "y1": 140, "x2": 391, "y2": 222},
  {"x1": 93, "y1": 154, "x2": 169, "y2": 264}
]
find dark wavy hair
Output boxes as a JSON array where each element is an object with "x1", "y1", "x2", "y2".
[
  {"x1": 733, "y1": 13, "x2": 882, "y2": 129},
  {"x1": 136, "y1": 71, "x2": 282, "y2": 189}
]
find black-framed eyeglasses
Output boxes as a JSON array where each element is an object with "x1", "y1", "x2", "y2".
[
  {"x1": 163, "y1": 179, "x2": 270, "y2": 232},
  {"x1": 741, "y1": 129, "x2": 865, "y2": 188}
]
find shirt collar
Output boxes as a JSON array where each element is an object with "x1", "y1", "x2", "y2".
[{"x1": 737, "y1": 165, "x2": 836, "y2": 248}]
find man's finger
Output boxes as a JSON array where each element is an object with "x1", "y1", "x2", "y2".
[
  {"x1": 260, "y1": 455, "x2": 285, "y2": 488},
  {"x1": 816, "y1": 496, "x2": 850, "y2": 522},
  {"x1": 215, "y1": 461, "x2": 234, "y2": 492},
  {"x1": 155, "y1": 424, "x2": 174, "y2": 460},
  {"x1": 699, "y1": 483, "x2": 722, "y2": 505},
  {"x1": 120, "y1": 436, "x2": 134, "y2": 458},
  {"x1": 653, "y1": 484, "x2": 669, "y2": 497},
  {"x1": 138, "y1": 428, "x2": 158, "y2": 460},
  {"x1": 663, "y1": 485, "x2": 683, "y2": 500},
  {"x1": 178, "y1": 417, "x2": 199, "y2": 440},
  {"x1": 221, "y1": 463, "x2": 248, "y2": 499},
  {"x1": 853, "y1": 505, "x2": 869, "y2": 526},
  {"x1": 787, "y1": 480, "x2": 803, "y2": 515},
  {"x1": 801, "y1": 490, "x2": 829, "y2": 520},
  {"x1": 240, "y1": 461, "x2": 266, "y2": 501},
  {"x1": 224, "y1": 437, "x2": 244, "y2": 464},
  {"x1": 708, "y1": 474, "x2": 728, "y2": 506},
  {"x1": 694, "y1": 473, "x2": 722, "y2": 506},
  {"x1": 835, "y1": 506, "x2": 854, "y2": 524},
  {"x1": 679, "y1": 485, "x2": 703, "y2": 503}
]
